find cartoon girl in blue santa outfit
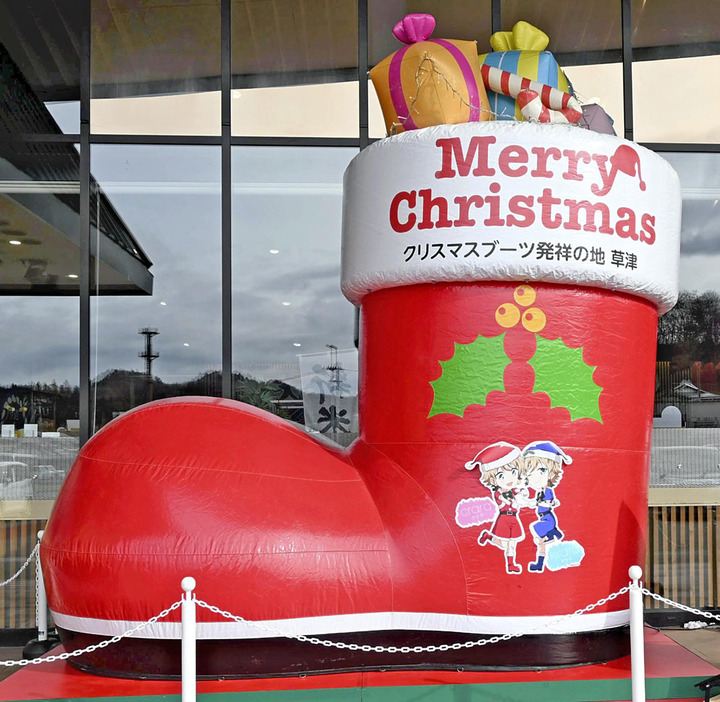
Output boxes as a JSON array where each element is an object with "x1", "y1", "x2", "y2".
[{"x1": 521, "y1": 440, "x2": 572, "y2": 573}]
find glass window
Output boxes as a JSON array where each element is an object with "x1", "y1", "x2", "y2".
[
  {"x1": 368, "y1": 77, "x2": 387, "y2": 140},
  {"x1": 632, "y1": 0, "x2": 720, "y2": 50},
  {"x1": 232, "y1": 146, "x2": 358, "y2": 445},
  {"x1": 634, "y1": 56, "x2": 720, "y2": 144},
  {"x1": 233, "y1": 0, "x2": 358, "y2": 77},
  {"x1": 90, "y1": 0, "x2": 221, "y2": 136},
  {"x1": 232, "y1": 82, "x2": 360, "y2": 138},
  {"x1": 90, "y1": 145, "x2": 222, "y2": 432},
  {"x1": 0, "y1": 3, "x2": 82, "y2": 134},
  {"x1": 231, "y1": 0, "x2": 358, "y2": 137},
  {"x1": 0, "y1": 139, "x2": 80, "y2": 524},
  {"x1": 652, "y1": 152, "x2": 720, "y2": 484},
  {"x1": 503, "y1": 0, "x2": 621, "y2": 55},
  {"x1": 633, "y1": 1, "x2": 720, "y2": 143},
  {"x1": 564, "y1": 62, "x2": 623, "y2": 135}
]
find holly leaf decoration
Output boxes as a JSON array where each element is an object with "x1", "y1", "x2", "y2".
[
  {"x1": 530, "y1": 336, "x2": 603, "y2": 423},
  {"x1": 429, "y1": 334, "x2": 508, "y2": 417}
]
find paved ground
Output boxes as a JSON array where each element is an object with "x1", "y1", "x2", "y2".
[
  {"x1": 0, "y1": 648, "x2": 23, "y2": 682},
  {"x1": 661, "y1": 626, "x2": 720, "y2": 667},
  {"x1": 0, "y1": 631, "x2": 718, "y2": 690}
]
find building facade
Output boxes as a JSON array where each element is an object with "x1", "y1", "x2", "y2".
[{"x1": 0, "y1": 0, "x2": 719, "y2": 636}]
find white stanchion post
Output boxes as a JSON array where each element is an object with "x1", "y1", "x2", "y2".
[
  {"x1": 629, "y1": 565, "x2": 646, "y2": 702},
  {"x1": 35, "y1": 531, "x2": 47, "y2": 643},
  {"x1": 181, "y1": 577, "x2": 197, "y2": 702}
]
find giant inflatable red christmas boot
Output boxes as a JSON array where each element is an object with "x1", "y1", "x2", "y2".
[
  {"x1": 40, "y1": 120, "x2": 680, "y2": 678},
  {"x1": 40, "y1": 17, "x2": 681, "y2": 678}
]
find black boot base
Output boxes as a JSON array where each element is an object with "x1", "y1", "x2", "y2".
[{"x1": 58, "y1": 625, "x2": 630, "y2": 680}]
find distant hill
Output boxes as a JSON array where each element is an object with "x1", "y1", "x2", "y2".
[{"x1": 0, "y1": 369, "x2": 304, "y2": 431}]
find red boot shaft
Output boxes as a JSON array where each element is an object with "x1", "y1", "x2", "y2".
[{"x1": 354, "y1": 281, "x2": 657, "y2": 624}]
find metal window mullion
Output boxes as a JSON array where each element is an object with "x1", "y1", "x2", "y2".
[
  {"x1": 358, "y1": 0, "x2": 368, "y2": 151},
  {"x1": 491, "y1": 0, "x2": 502, "y2": 35},
  {"x1": 621, "y1": 0, "x2": 634, "y2": 141},
  {"x1": 230, "y1": 136, "x2": 358, "y2": 147},
  {"x1": 221, "y1": 0, "x2": 232, "y2": 399},
  {"x1": 641, "y1": 142, "x2": 720, "y2": 153},
  {"x1": 89, "y1": 134, "x2": 223, "y2": 145},
  {"x1": 354, "y1": 0, "x2": 369, "y2": 348},
  {"x1": 87, "y1": 135, "x2": 359, "y2": 147},
  {"x1": 79, "y1": 0, "x2": 91, "y2": 446}
]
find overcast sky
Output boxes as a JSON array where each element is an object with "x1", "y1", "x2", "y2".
[
  {"x1": 664, "y1": 152, "x2": 720, "y2": 295},
  {"x1": 0, "y1": 142, "x2": 357, "y2": 388}
]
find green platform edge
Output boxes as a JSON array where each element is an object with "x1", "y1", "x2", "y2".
[{"x1": 25, "y1": 673, "x2": 709, "y2": 702}]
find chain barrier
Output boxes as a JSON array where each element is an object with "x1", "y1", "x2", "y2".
[
  {"x1": 195, "y1": 586, "x2": 631, "y2": 655},
  {"x1": 0, "y1": 599, "x2": 183, "y2": 668},
  {"x1": 641, "y1": 587, "x2": 720, "y2": 624},
  {"x1": 0, "y1": 542, "x2": 39, "y2": 589},
  {"x1": 34, "y1": 546, "x2": 41, "y2": 630},
  {"x1": 1, "y1": 582, "x2": 716, "y2": 670}
]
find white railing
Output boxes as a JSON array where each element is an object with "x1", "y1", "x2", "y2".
[
  {"x1": 629, "y1": 565, "x2": 645, "y2": 702},
  {"x1": 35, "y1": 531, "x2": 47, "y2": 644},
  {"x1": 181, "y1": 576, "x2": 196, "y2": 702},
  {"x1": 3, "y1": 546, "x2": 715, "y2": 702}
]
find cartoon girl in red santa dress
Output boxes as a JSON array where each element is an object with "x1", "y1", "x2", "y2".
[{"x1": 464, "y1": 441, "x2": 527, "y2": 574}]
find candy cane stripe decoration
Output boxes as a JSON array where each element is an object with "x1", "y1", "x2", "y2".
[
  {"x1": 517, "y1": 89, "x2": 583, "y2": 125},
  {"x1": 480, "y1": 64, "x2": 582, "y2": 113}
]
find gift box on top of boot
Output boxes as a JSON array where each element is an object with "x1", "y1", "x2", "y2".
[
  {"x1": 370, "y1": 13, "x2": 492, "y2": 135},
  {"x1": 480, "y1": 21, "x2": 571, "y2": 121}
]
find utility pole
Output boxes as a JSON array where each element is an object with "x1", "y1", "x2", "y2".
[
  {"x1": 138, "y1": 328, "x2": 159, "y2": 403},
  {"x1": 326, "y1": 344, "x2": 341, "y2": 393},
  {"x1": 326, "y1": 344, "x2": 341, "y2": 443}
]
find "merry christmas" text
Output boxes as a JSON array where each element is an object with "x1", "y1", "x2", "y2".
[{"x1": 388, "y1": 136, "x2": 655, "y2": 244}]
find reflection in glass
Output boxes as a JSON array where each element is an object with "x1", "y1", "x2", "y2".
[
  {"x1": 91, "y1": 0, "x2": 221, "y2": 135},
  {"x1": 231, "y1": 0, "x2": 358, "y2": 137},
  {"x1": 0, "y1": 143, "x2": 81, "y2": 294},
  {"x1": 90, "y1": 145, "x2": 221, "y2": 431},
  {"x1": 635, "y1": 153, "x2": 720, "y2": 613},
  {"x1": 297, "y1": 347, "x2": 358, "y2": 446},
  {"x1": 232, "y1": 82, "x2": 360, "y2": 138},
  {"x1": 0, "y1": 138, "x2": 110, "y2": 630},
  {"x1": 502, "y1": 0, "x2": 621, "y2": 55},
  {"x1": 632, "y1": 1, "x2": 720, "y2": 143},
  {"x1": 368, "y1": 76, "x2": 388, "y2": 139},
  {"x1": 233, "y1": 0, "x2": 358, "y2": 77},
  {"x1": 564, "y1": 63, "x2": 623, "y2": 135},
  {"x1": 232, "y1": 147, "x2": 358, "y2": 445},
  {"x1": 0, "y1": 3, "x2": 82, "y2": 134},
  {"x1": 652, "y1": 153, "x2": 720, "y2": 483},
  {"x1": 634, "y1": 57, "x2": 720, "y2": 143},
  {"x1": 632, "y1": 0, "x2": 720, "y2": 50},
  {"x1": 0, "y1": 140, "x2": 81, "y2": 523}
]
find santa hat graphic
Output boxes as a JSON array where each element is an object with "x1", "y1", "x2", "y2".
[
  {"x1": 464, "y1": 441, "x2": 521, "y2": 472},
  {"x1": 522, "y1": 440, "x2": 573, "y2": 465}
]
